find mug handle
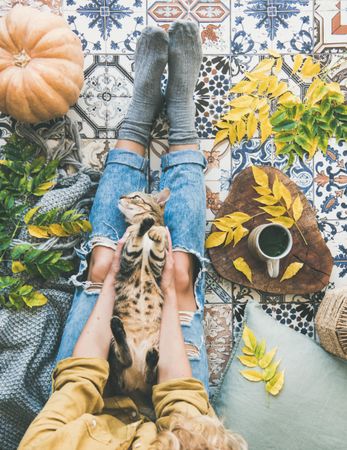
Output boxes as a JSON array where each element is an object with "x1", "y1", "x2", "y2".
[{"x1": 267, "y1": 259, "x2": 279, "y2": 278}]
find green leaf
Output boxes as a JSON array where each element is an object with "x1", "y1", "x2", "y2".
[{"x1": 272, "y1": 121, "x2": 297, "y2": 132}]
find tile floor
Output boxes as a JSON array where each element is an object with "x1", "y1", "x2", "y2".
[{"x1": 0, "y1": 0, "x2": 346, "y2": 394}]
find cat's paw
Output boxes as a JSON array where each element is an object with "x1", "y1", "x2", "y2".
[{"x1": 148, "y1": 226, "x2": 166, "y2": 243}]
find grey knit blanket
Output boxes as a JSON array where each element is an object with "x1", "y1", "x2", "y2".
[{"x1": 0, "y1": 120, "x2": 100, "y2": 450}]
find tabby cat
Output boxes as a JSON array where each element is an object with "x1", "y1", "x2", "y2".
[{"x1": 109, "y1": 188, "x2": 170, "y2": 395}]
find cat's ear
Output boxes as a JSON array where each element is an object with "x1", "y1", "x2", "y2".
[{"x1": 154, "y1": 188, "x2": 170, "y2": 207}]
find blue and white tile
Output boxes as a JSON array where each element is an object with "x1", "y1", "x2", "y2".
[
  {"x1": 202, "y1": 138, "x2": 231, "y2": 185},
  {"x1": 231, "y1": 138, "x2": 274, "y2": 180},
  {"x1": 205, "y1": 263, "x2": 233, "y2": 304},
  {"x1": 313, "y1": 139, "x2": 347, "y2": 220},
  {"x1": 231, "y1": 0, "x2": 314, "y2": 55},
  {"x1": 322, "y1": 220, "x2": 347, "y2": 288}
]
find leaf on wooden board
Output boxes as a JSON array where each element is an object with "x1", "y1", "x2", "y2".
[
  {"x1": 259, "y1": 347, "x2": 277, "y2": 369},
  {"x1": 279, "y1": 182, "x2": 292, "y2": 209},
  {"x1": 240, "y1": 370, "x2": 264, "y2": 382},
  {"x1": 242, "y1": 325, "x2": 257, "y2": 351},
  {"x1": 233, "y1": 257, "x2": 253, "y2": 283},
  {"x1": 233, "y1": 225, "x2": 248, "y2": 246},
  {"x1": 214, "y1": 222, "x2": 232, "y2": 232},
  {"x1": 272, "y1": 175, "x2": 282, "y2": 200},
  {"x1": 254, "y1": 195, "x2": 278, "y2": 206},
  {"x1": 263, "y1": 360, "x2": 281, "y2": 382},
  {"x1": 238, "y1": 355, "x2": 258, "y2": 368},
  {"x1": 205, "y1": 231, "x2": 227, "y2": 248},
  {"x1": 292, "y1": 195, "x2": 303, "y2": 222},
  {"x1": 224, "y1": 231, "x2": 234, "y2": 246},
  {"x1": 253, "y1": 185, "x2": 272, "y2": 196},
  {"x1": 251, "y1": 166, "x2": 269, "y2": 188},
  {"x1": 260, "y1": 205, "x2": 286, "y2": 217},
  {"x1": 242, "y1": 346, "x2": 255, "y2": 356},
  {"x1": 225, "y1": 211, "x2": 252, "y2": 224},
  {"x1": 280, "y1": 262, "x2": 304, "y2": 282},
  {"x1": 268, "y1": 216, "x2": 295, "y2": 228},
  {"x1": 266, "y1": 371, "x2": 285, "y2": 396}
]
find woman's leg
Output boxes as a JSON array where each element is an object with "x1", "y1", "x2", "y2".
[
  {"x1": 160, "y1": 21, "x2": 209, "y2": 391},
  {"x1": 56, "y1": 26, "x2": 168, "y2": 363}
]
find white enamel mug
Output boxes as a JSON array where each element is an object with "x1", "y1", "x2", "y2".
[{"x1": 247, "y1": 223, "x2": 293, "y2": 278}]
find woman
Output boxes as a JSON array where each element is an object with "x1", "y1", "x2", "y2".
[{"x1": 18, "y1": 21, "x2": 247, "y2": 450}]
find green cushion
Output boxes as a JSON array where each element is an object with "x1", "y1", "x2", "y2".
[{"x1": 213, "y1": 300, "x2": 347, "y2": 450}]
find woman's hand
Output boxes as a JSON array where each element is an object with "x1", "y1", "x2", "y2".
[
  {"x1": 105, "y1": 232, "x2": 128, "y2": 281},
  {"x1": 160, "y1": 227, "x2": 176, "y2": 296}
]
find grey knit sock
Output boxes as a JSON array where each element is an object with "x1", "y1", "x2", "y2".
[
  {"x1": 117, "y1": 27, "x2": 169, "y2": 147},
  {"x1": 166, "y1": 21, "x2": 203, "y2": 146}
]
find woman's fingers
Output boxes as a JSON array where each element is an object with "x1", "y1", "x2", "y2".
[{"x1": 108, "y1": 231, "x2": 128, "y2": 276}]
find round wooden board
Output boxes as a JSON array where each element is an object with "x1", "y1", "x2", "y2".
[{"x1": 208, "y1": 166, "x2": 333, "y2": 294}]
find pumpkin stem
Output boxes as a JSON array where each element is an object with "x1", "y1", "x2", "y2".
[{"x1": 13, "y1": 50, "x2": 31, "y2": 68}]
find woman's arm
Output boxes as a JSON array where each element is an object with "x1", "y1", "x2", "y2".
[
  {"x1": 72, "y1": 235, "x2": 127, "y2": 359},
  {"x1": 157, "y1": 229, "x2": 192, "y2": 383}
]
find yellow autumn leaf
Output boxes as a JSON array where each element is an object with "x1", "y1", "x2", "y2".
[
  {"x1": 215, "y1": 121, "x2": 230, "y2": 129},
  {"x1": 48, "y1": 224, "x2": 70, "y2": 237},
  {"x1": 240, "y1": 370, "x2": 263, "y2": 382},
  {"x1": 224, "y1": 231, "x2": 234, "y2": 246},
  {"x1": 25, "y1": 291, "x2": 48, "y2": 308},
  {"x1": 272, "y1": 175, "x2": 282, "y2": 200},
  {"x1": 307, "y1": 137, "x2": 318, "y2": 159},
  {"x1": 300, "y1": 56, "x2": 321, "y2": 78},
  {"x1": 266, "y1": 370, "x2": 285, "y2": 396},
  {"x1": 12, "y1": 261, "x2": 26, "y2": 273},
  {"x1": 27, "y1": 225, "x2": 49, "y2": 239},
  {"x1": 245, "y1": 71, "x2": 268, "y2": 82},
  {"x1": 278, "y1": 91, "x2": 300, "y2": 105},
  {"x1": 225, "y1": 211, "x2": 252, "y2": 224},
  {"x1": 214, "y1": 129, "x2": 229, "y2": 146},
  {"x1": 247, "y1": 112, "x2": 258, "y2": 139},
  {"x1": 268, "y1": 216, "x2": 295, "y2": 228},
  {"x1": 229, "y1": 124, "x2": 237, "y2": 146},
  {"x1": 224, "y1": 108, "x2": 252, "y2": 122},
  {"x1": 258, "y1": 78, "x2": 270, "y2": 94},
  {"x1": 274, "y1": 56, "x2": 283, "y2": 73},
  {"x1": 34, "y1": 181, "x2": 55, "y2": 193},
  {"x1": 205, "y1": 231, "x2": 227, "y2": 248},
  {"x1": 275, "y1": 141, "x2": 286, "y2": 155},
  {"x1": 242, "y1": 325, "x2": 257, "y2": 351},
  {"x1": 230, "y1": 81, "x2": 258, "y2": 94},
  {"x1": 253, "y1": 186, "x2": 272, "y2": 196},
  {"x1": 263, "y1": 360, "x2": 281, "y2": 381},
  {"x1": 267, "y1": 76, "x2": 278, "y2": 94},
  {"x1": 238, "y1": 355, "x2": 258, "y2": 367},
  {"x1": 233, "y1": 257, "x2": 253, "y2": 283},
  {"x1": 260, "y1": 119, "x2": 272, "y2": 143},
  {"x1": 214, "y1": 217, "x2": 237, "y2": 228},
  {"x1": 228, "y1": 95, "x2": 254, "y2": 108},
  {"x1": 271, "y1": 81, "x2": 288, "y2": 98},
  {"x1": 268, "y1": 49, "x2": 280, "y2": 58},
  {"x1": 255, "y1": 339, "x2": 266, "y2": 359},
  {"x1": 242, "y1": 346, "x2": 255, "y2": 356},
  {"x1": 280, "y1": 183, "x2": 292, "y2": 208},
  {"x1": 254, "y1": 195, "x2": 278, "y2": 206},
  {"x1": 292, "y1": 54, "x2": 303, "y2": 74},
  {"x1": 214, "y1": 221, "x2": 232, "y2": 232},
  {"x1": 259, "y1": 347, "x2": 277, "y2": 369},
  {"x1": 292, "y1": 195, "x2": 303, "y2": 222},
  {"x1": 305, "y1": 78, "x2": 323, "y2": 103},
  {"x1": 260, "y1": 205, "x2": 286, "y2": 217},
  {"x1": 253, "y1": 58, "x2": 275, "y2": 73},
  {"x1": 251, "y1": 166, "x2": 269, "y2": 187},
  {"x1": 233, "y1": 225, "x2": 248, "y2": 246},
  {"x1": 280, "y1": 262, "x2": 304, "y2": 282},
  {"x1": 24, "y1": 206, "x2": 40, "y2": 225},
  {"x1": 236, "y1": 119, "x2": 246, "y2": 141}
]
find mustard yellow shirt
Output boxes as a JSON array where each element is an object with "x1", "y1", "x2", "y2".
[{"x1": 18, "y1": 357, "x2": 215, "y2": 450}]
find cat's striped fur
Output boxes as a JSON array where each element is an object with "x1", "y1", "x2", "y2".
[{"x1": 109, "y1": 188, "x2": 170, "y2": 395}]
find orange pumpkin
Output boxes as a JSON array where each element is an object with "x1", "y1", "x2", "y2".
[{"x1": 0, "y1": 5, "x2": 84, "y2": 123}]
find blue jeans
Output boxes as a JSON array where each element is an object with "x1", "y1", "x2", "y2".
[{"x1": 56, "y1": 148, "x2": 209, "y2": 392}]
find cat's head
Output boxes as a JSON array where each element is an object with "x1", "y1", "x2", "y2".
[{"x1": 118, "y1": 188, "x2": 170, "y2": 224}]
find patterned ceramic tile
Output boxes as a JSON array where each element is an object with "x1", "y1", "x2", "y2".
[
  {"x1": 313, "y1": 139, "x2": 347, "y2": 220},
  {"x1": 323, "y1": 220, "x2": 347, "y2": 287},
  {"x1": 79, "y1": 139, "x2": 108, "y2": 170},
  {"x1": 205, "y1": 263, "x2": 233, "y2": 304},
  {"x1": 202, "y1": 139, "x2": 231, "y2": 185},
  {"x1": 231, "y1": 0, "x2": 314, "y2": 55},
  {"x1": 231, "y1": 139, "x2": 274, "y2": 180},
  {"x1": 147, "y1": 0, "x2": 230, "y2": 53},
  {"x1": 314, "y1": 0, "x2": 347, "y2": 52},
  {"x1": 0, "y1": 0, "x2": 62, "y2": 15}
]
